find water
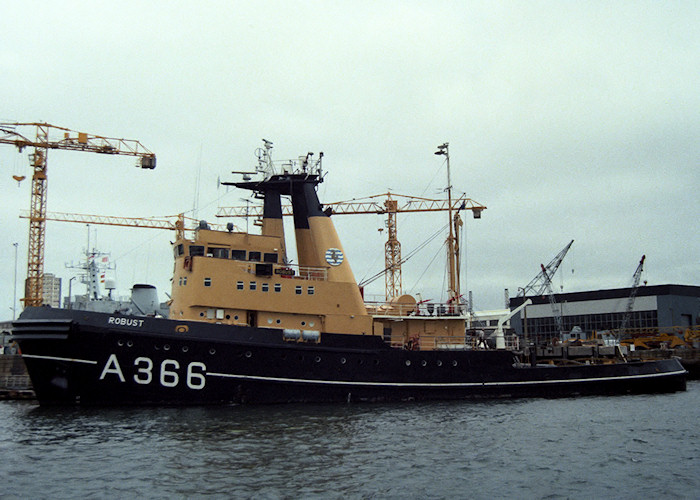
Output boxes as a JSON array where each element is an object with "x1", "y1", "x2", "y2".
[{"x1": 1, "y1": 383, "x2": 698, "y2": 499}]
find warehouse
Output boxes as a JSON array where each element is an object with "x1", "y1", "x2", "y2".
[{"x1": 509, "y1": 284, "x2": 700, "y2": 344}]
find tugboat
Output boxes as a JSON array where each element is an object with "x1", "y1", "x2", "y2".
[{"x1": 12, "y1": 142, "x2": 687, "y2": 404}]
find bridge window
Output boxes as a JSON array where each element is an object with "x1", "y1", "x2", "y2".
[
  {"x1": 264, "y1": 252, "x2": 278, "y2": 263},
  {"x1": 189, "y1": 245, "x2": 205, "y2": 257},
  {"x1": 209, "y1": 247, "x2": 229, "y2": 259},
  {"x1": 231, "y1": 249, "x2": 246, "y2": 260},
  {"x1": 249, "y1": 251, "x2": 261, "y2": 262}
]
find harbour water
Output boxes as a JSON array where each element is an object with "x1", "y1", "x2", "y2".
[{"x1": 1, "y1": 382, "x2": 698, "y2": 499}]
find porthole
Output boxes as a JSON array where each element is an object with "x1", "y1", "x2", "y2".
[
  {"x1": 358, "y1": 359, "x2": 364, "y2": 365},
  {"x1": 340, "y1": 357, "x2": 347, "y2": 364},
  {"x1": 117, "y1": 340, "x2": 124, "y2": 346},
  {"x1": 154, "y1": 345, "x2": 160, "y2": 350},
  {"x1": 234, "y1": 315, "x2": 239, "y2": 321},
  {"x1": 276, "y1": 319, "x2": 281, "y2": 324},
  {"x1": 405, "y1": 360, "x2": 411, "y2": 366},
  {"x1": 127, "y1": 340, "x2": 133, "y2": 347},
  {"x1": 199, "y1": 312, "x2": 205, "y2": 317},
  {"x1": 182, "y1": 346, "x2": 189, "y2": 353},
  {"x1": 315, "y1": 356, "x2": 321, "y2": 363},
  {"x1": 209, "y1": 348, "x2": 216, "y2": 355},
  {"x1": 301, "y1": 321, "x2": 306, "y2": 326},
  {"x1": 267, "y1": 318, "x2": 273, "y2": 324},
  {"x1": 226, "y1": 314, "x2": 231, "y2": 320},
  {"x1": 309, "y1": 321, "x2": 315, "y2": 327},
  {"x1": 421, "y1": 360, "x2": 427, "y2": 367},
  {"x1": 164, "y1": 344, "x2": 170, "y2": 351},
  {"x1": 452, "y1": 360, "x2": 458, "y2": 367},
  {"x1": 374, "y1": 359, "x2": 380, "y2": 365},
  {"x1": 437, "y1": 360, "x2": 443, "y2": 367},
  {"x1": 245, "y1": 351, "x2": 252, "y2": 358}
]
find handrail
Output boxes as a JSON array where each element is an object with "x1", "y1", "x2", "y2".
[
  {"x1": 239, "y1": 261, "x2": 329, "y2": 281},
  {"x1": 366, "y1": 301, "x2": 467, "y2": 317}
]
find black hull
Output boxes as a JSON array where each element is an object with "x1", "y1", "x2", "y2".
[{"x1": 12, "y1": 308, "x2": 687, "y2": 405}]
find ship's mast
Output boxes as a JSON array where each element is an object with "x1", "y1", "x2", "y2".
[{"x1": 434, "y1": 142, "x2": 459, "y2": 302}]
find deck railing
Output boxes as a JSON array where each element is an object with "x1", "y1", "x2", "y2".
[
  {"x1": 244, "y1": 262, "x2": 329, "y2": 281},
  {"x1": 384, "y1": 333, "x2": 522, "y2": 351},
  {"x1": 366, "y1": 301, "x2": 467, "y2": 317}
]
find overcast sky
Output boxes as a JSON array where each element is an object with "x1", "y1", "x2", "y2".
[{"x1": 1, "y1": 1, "x2": 698, "y2": 320}]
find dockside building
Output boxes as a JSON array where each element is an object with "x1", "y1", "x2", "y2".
[{"x1": 509, "y1": 284, "x2": 700, "y2": 344}]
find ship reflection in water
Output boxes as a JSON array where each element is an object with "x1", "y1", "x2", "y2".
[{"x1": 2, "y1": 384, "x2": 698, "y2": 498}]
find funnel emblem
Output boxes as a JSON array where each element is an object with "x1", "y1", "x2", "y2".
[{"x1": 325, "y1": 248, "x2": 344, "y2": 266}]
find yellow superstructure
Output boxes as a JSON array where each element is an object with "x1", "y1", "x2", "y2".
[{"x1": 169, "y1": 144, "x2": 469, "y2": 350}]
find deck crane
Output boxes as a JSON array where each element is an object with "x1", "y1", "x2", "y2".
[
  {"x1": 518, "y1": 240, "x2": 574, "y2": 297},
  {"x1": 0, "y1": 122, "x2": 156, "y2": 306},
  {"x1": 217, "y1": 192, "x2": 486, "y2": 301},
  {"x1": 617, "y1": 255, "x2": 646, "y2": 337}
]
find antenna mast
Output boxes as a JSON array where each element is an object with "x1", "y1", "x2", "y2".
[{"x1": 435, "y1": 142, "x2": 459, "y2": 301}]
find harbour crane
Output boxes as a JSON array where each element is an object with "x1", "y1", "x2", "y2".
[
  {"x1": 518, "y1": 240, "x2": 574, "y2": 297},
  {"x1": 540, "y1": 263, "x2": 564, "y2": 339},
  {"x1": 617, "y1": 255, "x2": 646, "y2": 337},
  {"x1": 217, "y1": 192, "x2": 486, "y2": 301},
  {"x1": 1, "y1": 122, "x2": 156, "y2": 306}
]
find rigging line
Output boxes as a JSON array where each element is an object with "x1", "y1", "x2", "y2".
[
  {"x1": 110, "y1": 230, "x2": 166, "y2": 263},
  {"x1": 407, "y1": 240, "x2": 448, "y2": 296},
  {"x1": 358, "y1": 223, "x2": 448, "y2": 288},
  {"x1": 402, "y1": 222, "x2": 449, "y2": 262},
  {"x1": 420, "y1": 155, "x2": 446, "y2": 198},
  {"x1": 358, "y1": 224, "x2": 445, "y2": 286},
  {"x1": 358, "y1": 216, "x2": 386, "y2": 283},
  {"x1": 400, "y1": 154, "x2": 447, "y2": 233}
]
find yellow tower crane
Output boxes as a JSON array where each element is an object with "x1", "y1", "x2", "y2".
[
  {"x1": 216, "y1": 192, "x2": 486, "y2": 301},
  {"x1": 19, "y1": 211, "x2": 227, "y2": 240},
  {"x1": 1, "y1": 122, "x2": 156, "y2": 307}
]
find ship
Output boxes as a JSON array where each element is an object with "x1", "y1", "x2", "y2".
[
  {"x1": 11, "y1": 142, "x2": 687, "y2": 404},
  {"x1": 66, "y1": 238, "x2": 168, "y2": 317}
]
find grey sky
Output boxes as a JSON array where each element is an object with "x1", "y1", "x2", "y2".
[{"x1": 1, "y1": 1, "x2": 698, "y2": 319}]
